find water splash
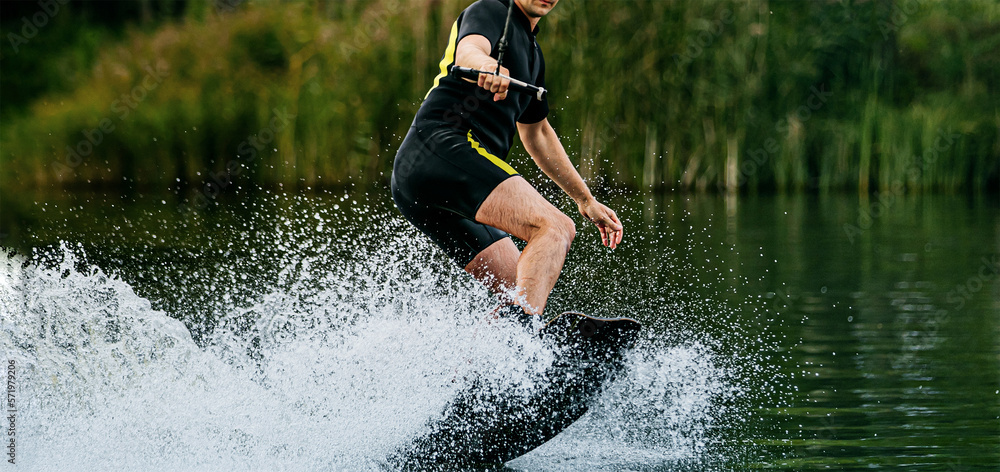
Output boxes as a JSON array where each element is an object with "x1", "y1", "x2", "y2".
[{"x1": 1, "y1": 193, "x2": 769, "y2": 471}]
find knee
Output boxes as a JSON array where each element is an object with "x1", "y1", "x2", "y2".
[
  {"x1": 547, "y1": 212, "x2": 576, "y2": 250},
  {"x1": 561, "y1": 214, "x2": 577, "y2": 243}
]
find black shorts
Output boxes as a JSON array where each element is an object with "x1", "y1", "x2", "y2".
[{"x1": 391, "y1": 124, "x2": 518, "y2": 267}]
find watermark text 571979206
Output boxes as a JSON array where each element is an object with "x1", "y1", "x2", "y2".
[{"x1": 6, "y1": 359, "x2": 15, "y2": 465}]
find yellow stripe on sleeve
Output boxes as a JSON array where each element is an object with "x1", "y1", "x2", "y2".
[
  {"x1": 467, "y1": 131, "x2": 518, "y2": 175},
  {"x1": 424, "y1": 20, "x2": 460, "y2": 99}
]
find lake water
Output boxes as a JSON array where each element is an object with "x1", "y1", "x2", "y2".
[{"x1": 1, "y1": 186, "x2": 997, "y2": 471}]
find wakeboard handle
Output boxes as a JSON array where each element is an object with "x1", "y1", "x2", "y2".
[{"x1": 449, "y1": 65, "x2": 548, "y2": 101}]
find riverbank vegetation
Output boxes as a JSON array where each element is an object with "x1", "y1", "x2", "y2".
[{"x1": 1, "y1": 0, "x2": 997, "y2": 194}]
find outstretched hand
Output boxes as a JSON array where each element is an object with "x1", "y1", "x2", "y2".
[{"x1": 578, "y1": 199, "x2": 623, "y2": 249}]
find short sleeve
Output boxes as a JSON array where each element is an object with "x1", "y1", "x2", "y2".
[
  {"x1": 457, "y1": 0, "x2": 508, "y2": 53},
  {"x1": 517, "y1": 57, "x2": 549, "y2": 124}
]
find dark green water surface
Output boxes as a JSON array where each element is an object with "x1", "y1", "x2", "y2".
[{"x1": 2, "y1": 187, "x2": 997, "y2": 470}]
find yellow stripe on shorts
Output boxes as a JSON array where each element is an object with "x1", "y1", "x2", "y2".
[{"x1": 467, "y1": 131, "x2": 517, "y2": 176}]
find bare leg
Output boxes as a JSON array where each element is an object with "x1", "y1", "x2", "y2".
[
  {"x1": 474, "y1": 176, "x2": 576, "y2": 316},
  {"x1": 464, "y1": 237, "x2": 519, "y2": 304}
]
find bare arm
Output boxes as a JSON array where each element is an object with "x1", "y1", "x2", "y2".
[{"x1": 518, "y1": 119, "x2": 624, "y2": 248}]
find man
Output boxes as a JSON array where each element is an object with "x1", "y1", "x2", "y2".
[{"x1": 391, "y1": 0, "x2": 623, "y2": 325}]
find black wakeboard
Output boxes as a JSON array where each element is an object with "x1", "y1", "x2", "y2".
[{"x1": 389, "y1": 311, "x2": 642, "y2": 467}]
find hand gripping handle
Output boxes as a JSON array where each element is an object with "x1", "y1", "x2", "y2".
[{"x1": 449, "y1": 65, "x2": 547, "y2": 101}]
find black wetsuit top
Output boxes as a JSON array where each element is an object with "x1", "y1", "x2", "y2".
[{"x1": 413, "y1": 0, "x2": 549, "y2": 159}]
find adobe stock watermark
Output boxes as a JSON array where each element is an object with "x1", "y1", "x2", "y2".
[
  {"x1": 878, "y1": 0, "x2": 928, "y2": 40},
  {"x1": 842, "y1": 128, "x2": 962, "y2": 244},
  {"x1": 591, "y1": 114, "x2": 629, "y2": 169},
  {"x1": 816, "y1": 412, "x2": 837, "y2": 442},
  {"x1": 6, "y1": 359, "x2": 16, "y2": 465},
  {"x1": 6, "y1": 0, "x2": 68, "y2": 54},
  {"x1": 946, "y1": 255, "x2": 1000, "y2": 311},
  {"x1": 895, "y1": 258, "x2": 998, "y2": 472},
  {"x1": 735, "y1": 83, "x2": 834, "y2": 187},
  {"x1": 673, "y1": 8, "x2": 735, "y2": 67},
  {"x1": 339, "y1": 0, "x2": 403, "y2": 59},
  {"x1": 51, "y1": 61, "x2": 170, "y2": 177},
  {"x1": 411, "y1": 79, "x2": 497, "y2": 161},
  {"x1": 177, "y1": 107, "x2": 295, "y2": 215},
  {"x1": 213, "y1": 0, "x2": 246, "y2": 15},
  {"x1": 766, "y1": 285, "x2": 800, "y2": 312},
  {"x1": 902, "y1": 255, "x2": 999, "y2": 350}
]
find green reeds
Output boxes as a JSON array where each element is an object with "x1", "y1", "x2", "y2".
[{"x1": 0, "y1": 0, "x2": 996, "y2": 193}]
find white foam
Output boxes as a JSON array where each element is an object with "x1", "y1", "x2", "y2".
[{"x1": 1, "y1": 231, "x2": 739, "y2": 470}]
